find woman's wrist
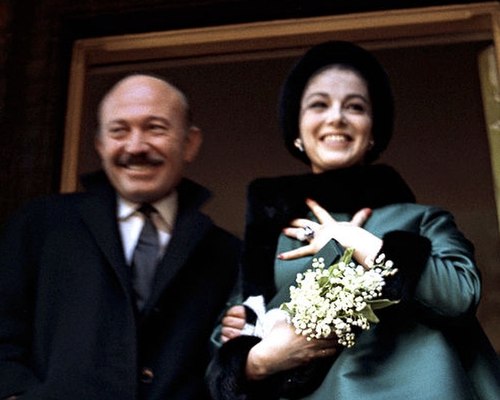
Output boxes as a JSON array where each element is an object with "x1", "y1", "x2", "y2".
[
  {"x1": 351, "y1": 235, "x2": 383, "y2": 268},
  {"x1": 245, "y1": 345, "x2": 271, "y2": 381},
  {"x1": 362, "y1": 237, "x2": 383, "y2": 266}
]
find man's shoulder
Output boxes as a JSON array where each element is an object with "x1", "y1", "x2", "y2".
[{"x1": 4, "y1": 191, "x2": 98, "y2": 226}]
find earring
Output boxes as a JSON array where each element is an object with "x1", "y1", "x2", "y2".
[
  {"x1": 294, "y1": 138, "x2": 304, "y2": 152},
  {"x1": 369, "y1": 140, "x2": 375, "y2": 149}
]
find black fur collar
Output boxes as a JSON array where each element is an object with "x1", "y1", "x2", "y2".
[{"x1": 248, "y1": 164, "x2": 415, "y2": 224}]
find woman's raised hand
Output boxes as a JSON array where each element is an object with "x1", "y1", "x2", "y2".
[{"x1": 279, "y1": 198, "x2": 382, "y2": 267}]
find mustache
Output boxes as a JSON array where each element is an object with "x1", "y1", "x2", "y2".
[{"x1": 116, "y1": 153, "x2": 164, "y2": 167}]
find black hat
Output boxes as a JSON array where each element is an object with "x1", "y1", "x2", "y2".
[{"x1": 279, "y1": 41, "x2": 394, "y2": 164}]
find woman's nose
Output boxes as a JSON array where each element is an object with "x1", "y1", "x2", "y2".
[{"x1": 326, "y1": 104, "x2": 345, "y2": 125}]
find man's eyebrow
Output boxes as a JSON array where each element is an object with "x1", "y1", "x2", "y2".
[
  {"x1": 105, "y1": 118, "x2": 127, "y2": 126},
  {"x1": 146, "y1": 116, "x2": 170, "y2": 124},
  {"x1": 105, "y1": 116, "x2": 171, "y2": 125}
]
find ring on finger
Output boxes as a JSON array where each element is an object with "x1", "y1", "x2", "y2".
[
  {"x1": 303, "y1": 225, "x2": 315, "y2": 240},
  {"x1": 297, "y1": 225, "x2": 314, "y2": 242}
]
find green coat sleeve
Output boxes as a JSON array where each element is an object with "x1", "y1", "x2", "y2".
[{"x1": 413, "y1": 206, "x2": 480, "y2": 319}]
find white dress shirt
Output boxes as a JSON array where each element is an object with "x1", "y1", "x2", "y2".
[{"x1": 117, "y1": 192, "x2": 178, "y2": 265}]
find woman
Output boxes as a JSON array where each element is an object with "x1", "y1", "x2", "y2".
[{"x1": 207, "y1": 41, "x2": 500, "y2": 399}]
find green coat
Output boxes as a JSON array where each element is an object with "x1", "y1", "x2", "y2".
[
  {"x1": 273, "y1": 204, "x2": 498, "y2": 400},
  {"x1": 207, "y1": 165, "x2": 500, "y2": 400}
]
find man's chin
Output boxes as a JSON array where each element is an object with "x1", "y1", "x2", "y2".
[
  {"x1": 119, "y1": 184, "x2": 176, "y2": 203},
  {"x1": 118, "y1": 188, "x2": 159, "y2": 204}
]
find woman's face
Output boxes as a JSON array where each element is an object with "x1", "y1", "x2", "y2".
[{"x1": 299, "y1": 66, "x2": 373, "y2": 173}]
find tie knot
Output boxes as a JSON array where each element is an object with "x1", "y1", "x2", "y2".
[{"x1": 138, "y1": 204, "x2": 156, "y2": 217}]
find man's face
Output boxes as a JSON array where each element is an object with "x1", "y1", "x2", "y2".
[{"x1": 95, "y1": 75, "x2": 201, "y2": 203}]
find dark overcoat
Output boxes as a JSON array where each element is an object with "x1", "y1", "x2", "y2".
[{"x1": 0, "y1": 172, "x2": 241, "y2": 400}]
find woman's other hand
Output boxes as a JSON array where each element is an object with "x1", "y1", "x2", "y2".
[
  {"x1": 279, "y1": 198, "x2": 381, "y2": 266},
  {"x1": 245, "y1": 318, "x2": 338, "y2": 380},
  {"x1": 221, "y1": 305, "x2": 246, "y2": 343}
]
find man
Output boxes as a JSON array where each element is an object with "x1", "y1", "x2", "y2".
[{"x1": 0, "y1": 74, "x2": 241, "y2": 399}]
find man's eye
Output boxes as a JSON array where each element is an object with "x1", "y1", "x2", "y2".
[
  {"x1": 149, "y1": 125, "x2": 168, "y2": 134},
  {"x1": 108, "y1": 127, "x2": 127, "y2": 135}
]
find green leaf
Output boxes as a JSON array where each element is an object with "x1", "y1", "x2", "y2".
[
  {"x1": 280, "y1": 303, "x2": 292, "y2": 314},
  {"x1": 359, "y1": 305, "x2": 380, "y2": 323},
  {"x1": 318, "y1": 276, "x2": 330, "y2": 286},
  {"x1": 368, "y1": 298, "x2": 400, "y2": 310},
  {"x1": 340, "y1": 247, "x2": 355, "y2": 264},
  {"x1": 328, "y1": 247, "x2": 354, "y2": 274}
]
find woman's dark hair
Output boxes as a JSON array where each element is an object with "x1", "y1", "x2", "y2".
[{"x1": 279, "y1": 41, "x2": 394, "y2": 164}]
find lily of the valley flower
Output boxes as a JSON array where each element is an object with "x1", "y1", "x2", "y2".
[{"x1": 281, "y1": 248, "x2": 398, "y2": 347}]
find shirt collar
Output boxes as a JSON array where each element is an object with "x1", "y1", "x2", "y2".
[{"x1": 117, "y1": 191, "x2": 178, "y2": 233}]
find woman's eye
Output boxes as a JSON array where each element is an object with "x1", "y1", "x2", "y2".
[
  {"x1": 308, "y1": 100, "x2": 328, "y2": 109},
  {"x1": 346, "y1": 102, "x2": 367, "y2": 113}
]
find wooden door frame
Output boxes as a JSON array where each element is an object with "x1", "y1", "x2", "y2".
[{"x1": 62, "y1": 2, "x2": 500, "y2": 225}]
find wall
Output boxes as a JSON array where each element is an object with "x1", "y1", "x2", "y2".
[{"x1": 0, "y1": 0, "x2": 489, "y2": 223}]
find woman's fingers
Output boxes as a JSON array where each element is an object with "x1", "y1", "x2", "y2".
[
  {"x1": 222, "y1": 314, "x2": 246, "y2": 329},
  {"x1": 222, "y1": 305, "x2": 246, "y2": 328},
  {"x1": 225, "y1": 305, "x2": 246, "y2": 319},
  {"x1": 316, "y1": 340, "x2": 340, "y2": 358},
  {"x1": 350, "y1": 207, "x2": 372, "y2": 227},
  {"x1": 278, "y1": 244, "x2": 315, "y2": 260},
  {"x1": 305, "y1": 198, "x2": 335, "y2": 224},
  {"x1": 221, "y1": 326, "x2": 244, "y2": 342},
  {"x1": 287, "y1": 218, "x2": 319, "y2": 229},
  {"x1": 221, "y1": 305, "x2": 246, "y2": 342},
  {"x1": 283, "y1": 224, "x2": 317, "y2": 243},
  {"x1": 279, "y1": 201, "x2": 374, "y2": 261}
]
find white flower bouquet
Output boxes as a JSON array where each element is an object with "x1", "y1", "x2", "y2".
[{"x1": 280, "y1": 248, "x2": 398, "y2": 347}]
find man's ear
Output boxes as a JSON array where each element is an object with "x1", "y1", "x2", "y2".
[{"x1": 183, "y1": 126, "x2": 203, "y2": 163}]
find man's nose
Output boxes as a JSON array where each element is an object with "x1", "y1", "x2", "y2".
[{"x1": 125, "y1": 130, "x2": 149, "y2": 153}]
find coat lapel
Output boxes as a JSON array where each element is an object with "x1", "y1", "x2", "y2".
[
  {"x1": 144, "y1": 209, "x2": 212, "y2": 313},
  {"x1": 77, "y1": 190, "x2": 132, "y2": 296}
]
